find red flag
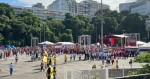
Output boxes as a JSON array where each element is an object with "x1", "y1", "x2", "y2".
[{"x1": 111, "y1": 38, "x2": 115, "y2": 44}]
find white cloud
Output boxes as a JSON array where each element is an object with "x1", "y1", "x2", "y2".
[{"x1": 18, "y1": 0, "x2": 137, "y2": 10}]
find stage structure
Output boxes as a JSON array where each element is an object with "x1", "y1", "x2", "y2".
[
  {"x1": 31, "y1": 37, "x2": 39, "y2": 47},
  {"x1": 101, "y1": 33, "x2": 140, "y2": 47},
  {"x1": 78, "y1": 35, "x2": 91, "y2": 47}
]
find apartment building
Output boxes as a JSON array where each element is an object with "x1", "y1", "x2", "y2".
[
  {"x1": 32, "y1": 3, "x2": 45, "y2": 9},
  {"x1": 130, "y1": 0, "x2": 150, "y2": 15},
  {"x1": 12, "y1": 0, "x2": 110, "y2": 20}
]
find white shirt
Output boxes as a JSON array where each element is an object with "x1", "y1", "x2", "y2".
[{"x1": 9, "y1": 64, "x2": 14, "y2": 69}]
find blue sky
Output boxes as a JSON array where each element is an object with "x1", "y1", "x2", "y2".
[
  {"x1": 0, "y1": 0, "x2": 136, "y2": 10},
  {"x1": 0, "y1": 0, "x2": 29, "y2": 6}
]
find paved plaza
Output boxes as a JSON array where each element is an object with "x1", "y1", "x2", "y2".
[{"x1": 0, "y1": 54, "x2": 147, "y2": 79}]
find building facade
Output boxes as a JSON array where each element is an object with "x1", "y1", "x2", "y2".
[
  {"x1": 12, "y1": 0, "x2": 110, "y2": 20},
  {"x1": 12, "y1": 5, "x2": 65, "y2": 20},
  {"x1": 130, "y1": 0, "x2": 150, "y2": 15},
  {"x1": 119, "y1": 0, "x2": 150, "y2": 15},
  {"x1": 47, "y1": 0, "x2": 70, "y2": 13},
  {"x1": 48, "y1": 0, "x2": 110, "y2": 18},
  {"x1": 119, "y1": 3, "x2": 132, "y2": 12},
  {"x1": 32, "y1": 3, "x2": 45, "y2": 9},
  {"x1": 76, "y1": 0, "x2": 110, "y2": 18}
]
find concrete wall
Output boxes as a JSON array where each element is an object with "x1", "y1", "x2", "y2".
[{"x1": 109, "y1": 69, "x2": 139, "y2": 78}]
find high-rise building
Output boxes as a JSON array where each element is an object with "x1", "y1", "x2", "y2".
[
  {"x1": 130, "y1": 0, "x2": 150, "y2": 15},
  {"x1": 47, "y1": 0, "x2": 70, "y2": 13},
  {"x1": 119, "y1": 3, "x2": 132, "y2": 12},
  {"x1": 76, "y1": 0, "x2": 110, "y2": 17},
  {"x1": 69, "y1": 0, "x2": 77, "y2": 15},
  {"x1": 48, "y1": 0, "x2": 109, "y2": 17},
  {"x1": 32, "y1": 3, "x2": 45, "y2": 9},
  {"x1": 119, "y1": 0, "x2": 150, "y2": 15},
  {"x1": 76, "y1": 3, "x2": 84, "y2": 15},
  {"x1": 12, "y1": 5, "x2": 65, "y2": 20},
  {"x1": 13, "y1": 0, "x2": 110, "y2": 20}
]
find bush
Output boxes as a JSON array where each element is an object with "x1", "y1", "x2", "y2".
[
  {"x1": 134, "y1": 53, "x2": 150, "y2": 63},
  {"x1": 128, "y1": 64, "x2": 150, "y2": 75}
]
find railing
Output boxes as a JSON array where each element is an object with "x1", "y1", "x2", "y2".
[{"x1": 65, "y1": 70, "x2": 89, "y2": 79}]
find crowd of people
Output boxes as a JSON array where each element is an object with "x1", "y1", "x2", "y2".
[{"x1": 0, "y1": 45, "x2": 137, "y2": 79}]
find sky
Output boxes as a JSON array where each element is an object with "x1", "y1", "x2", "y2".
[{"x1": 0, "y1": 0, "x2": 137, "y2": 10}]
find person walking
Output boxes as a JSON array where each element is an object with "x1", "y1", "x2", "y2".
[
  {"x1": 70, "y1": 54, "x2": 72, "y2": 61},
  {"x1": 9, "y1": 63, "x2": 14, "y2": 76},
  {"x1": 46, "y1": 67, "x2": 51, "y2": 79},
  {"x1": 73, "y1": 54, "x2": 76, "y2": 61},
  {"x1": 15, "y1": 55, "x2": 18, "y2": 64},
  {"x1": 49, "y1": 56, "x2": 52, "y2": 65},
  {"x1": 116, "y1": 58, "x2": 119, "y2": 69},
  {"x1": 79, "y1": 54, "x2": 82, "y2": 61},
  {"x1": 53, "y1": 66, "x2": 56, "y2": 79},
  {"x1": 129, "y1": 59, "x2": 133, "y2": 69},
  {"x1": 53, "y1": 57, "x2": 56, "y2": 66},
  {"x1": 41, "y1": 60, "x2": 45, "y2": 72},
  {"x1": 47, "y1": 57, "x2": 50, "y2": 67},
  {"x1": 64, "y1": 54, "x2": 67, "y2": 64}
]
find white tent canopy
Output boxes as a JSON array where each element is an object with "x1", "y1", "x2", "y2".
[
  {"x1": 137, "y1": 41, "x2": 146, "y2": 45},
  {"x1": 138, "y1": 43, "x2": 150, "y2": 50},
  {"x1": 56, "y1": 42, "x2": 74, "y2": 45},
  {"x1": 39, "y1": 41, "x2": 54, "y2": 45}
]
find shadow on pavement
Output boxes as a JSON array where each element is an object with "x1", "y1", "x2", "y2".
[
  {"x1": 24, "y1": 60, "x2": 32, "y2": 62},
  {"x1": 32, "y1": 65, "x2": 40, "y2": 67},
  {"x1": 33, "y1": 71, "x2": 41, "y2": 74},
  {"x1": 34, "y1": 68, "x2": 41, "y2": 70},
  {"x1": 0, "y1": 75, "x2": 10, "y2": 78}
]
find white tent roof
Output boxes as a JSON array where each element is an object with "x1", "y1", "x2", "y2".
[
  {"x1": 137, "y1": 41, "x2": 146, "y2": 45},
  {"x1": 39, "y1": 42, "x2": 44, "y2": 44},
  {"x1": 113, "y1": 34, "x2": 128, "y2": 38},
  {"x1": 140, "y1": 43, "x2": 150, "y2": 47},
  {"x1": 57, "y1": 42, "x2": 74, "y2": 45},
  {"x1": 138, "y1": 43, "x2": 150, "y2": 50},
  {"x1": 39, "y1": 41, "x2": 54, "y2": 45}
]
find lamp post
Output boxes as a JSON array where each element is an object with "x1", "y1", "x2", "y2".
[
  {"x1": 43, "y1": 22, "x2": 46, "y2": 42},
  {"x1": 40, "y1": 29, "x2": 41, "y2": 43},
  {"x1": 122, "y1": 30, "x2": 125, "y2": 46},
  {"x1": 101, "y1": 0, "x2": 104, "y2": 52},
  {"x1": 96, "y1": 23, "x2": 97, "y2": 44},
  {"x1": 53, "y1": 28, "x2": 56, "y2": 37}
]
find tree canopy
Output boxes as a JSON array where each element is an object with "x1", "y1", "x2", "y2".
[{"x1": 0, "y1": 3, "x2": 148, "y2": 46}]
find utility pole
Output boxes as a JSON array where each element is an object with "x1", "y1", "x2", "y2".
[
  {"x1": 96, "y1": 23, "x2": 97, "y2": 43},
  {"x1": 40, "y1": 29, "x2": 41, "y2": 43},
  {"x1": 44, "y1": 25, "x2": 45, "y2": 42},
  {"x1": 101, "y1": 0, "x2": 104, "y2": 52}
]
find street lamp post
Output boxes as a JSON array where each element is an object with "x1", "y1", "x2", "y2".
[
  {"x1": 40, "y1": 29, "x2": 41, "y2": 43},
  {"x1": 96, "y1": 23, "x2": 97, "y2": 43},
  {"x1": 101, "y1": 0, "x2": 104, "y2": 52},
  {"x1": 53, "y1": 28, "x2": 56, "y2": 37},
  {"x1": 44, "y1": 23, "x2": 46, "y2": 42},
  {"x1": 122, "y1": 30, "x2": 125, "y2": 46}
]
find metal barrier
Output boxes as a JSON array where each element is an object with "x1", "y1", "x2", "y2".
[{"x1": 65, "y1": 70, "x2": 89, "y2": 79}]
